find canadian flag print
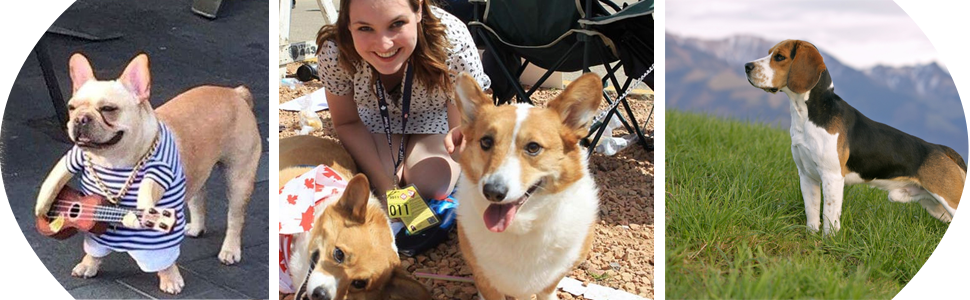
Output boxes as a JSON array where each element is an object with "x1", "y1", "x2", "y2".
[{"x1": 278, "y1": 165, "x2": 348, "y2": 235}]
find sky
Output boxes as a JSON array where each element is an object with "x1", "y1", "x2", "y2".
[{"x1": 666, "y1": 0, "x2": 940, "y2": 70}]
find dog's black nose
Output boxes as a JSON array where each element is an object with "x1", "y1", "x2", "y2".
[
  {"x1": 310, "y1": 287, "x2": 330, "y2": 300},
  {"x1": 744, "y1": 62, "x2": 755, "y2": 74},
  {"x1": 483, "y1": 182, "x2": 508, "y2": 202},
  {"x1": 75, "y1": 114, "x2": 90, "y2": 126}
]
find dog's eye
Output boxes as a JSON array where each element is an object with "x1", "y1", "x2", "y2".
[
  {"x1": 774, "y1": 54, "x2": 785, "y2": 62},
  {"x1": 350, "y1": 279, "x2": 368, "y2": 290},
  {"x1": 525, "y1": 142, "x2": 542, "y2": 156},
  {"x1": 480, "y1": 136, "x2": 494, "y2": 151},
  {"x1": 99, "y1": 106, "x2": 118, "y2": 112},
  {"x1": 67, "y1": 105, "x2": 76, "y2": 111},
  {"x1": 332, "y1": 247, "x2": 344, "y2": 263}
]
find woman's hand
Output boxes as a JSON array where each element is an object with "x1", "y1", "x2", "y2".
[{"x1": 445, "y1": 126, "x2": 465, "y2": 161}]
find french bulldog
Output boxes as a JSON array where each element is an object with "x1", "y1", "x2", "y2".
[{"x1": 34, "y1": 53, "x2": 262, "y2": 294}]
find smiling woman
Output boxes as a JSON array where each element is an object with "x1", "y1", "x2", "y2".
[{"x1": 314, "y1": 0, "x2": 489, "y2": 204}]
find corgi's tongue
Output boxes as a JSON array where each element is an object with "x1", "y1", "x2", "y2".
[{"x1": 484, "y1": 202, "x2": 520, "y2": 233}]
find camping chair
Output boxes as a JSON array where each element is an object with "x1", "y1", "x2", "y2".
[{"x1": 466, "y1": 0, "x2": 654, "y2": 154}]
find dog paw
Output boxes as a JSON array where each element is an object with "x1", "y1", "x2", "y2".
[
  {"x1": 71, "y1": 255, "x2": 101, "y2": 278},
  {"x1": 185, "y1": 223, "x2": 206, "y2": 237},
  {"x1": 158, "y1": 265, "x2": 184, "y2": 294},
  {"x1": 218, "y1": 247, "x2": 242, "y2": 265}
]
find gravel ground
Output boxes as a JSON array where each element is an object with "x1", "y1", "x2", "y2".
[{"x1": 279, "y1": 66, "x2": 654, "y2": 299}]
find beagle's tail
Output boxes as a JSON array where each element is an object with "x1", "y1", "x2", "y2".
[{"x1": 941, "y1": 145, "x2": 967, "y2": 172}]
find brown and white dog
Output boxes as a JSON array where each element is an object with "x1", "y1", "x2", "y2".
[
  {"x1": 744, "y1": 39, "x2": 967, "y2": 235},
  {"x1": 279, "y1": 135, "x2": 429, "y2": 300},
  {"x1": 453, "y1": 73, "x2": 601, "y2": 299},
  {"x1": 34, "y1": 53, "x2": 261, "y2": 293}
]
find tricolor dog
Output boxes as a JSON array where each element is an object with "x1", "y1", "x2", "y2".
[
  {"x1": 279, "y1": 135, "x2": 429, "y2": 300},
  {"x1": 744, "y1": 39, "x2": 967, "y2": 235},
  {"x1": 454, "y1": 72, "x2": 601, "y2": 299}
]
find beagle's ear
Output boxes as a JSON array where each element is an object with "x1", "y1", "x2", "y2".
[{"x1": 787, "y1": 41, "x2": 826, "y2": 94}]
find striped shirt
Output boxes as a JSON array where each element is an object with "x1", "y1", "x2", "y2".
[{"x1": 65, "y1": 122, "x2": 187, "y2": 251}]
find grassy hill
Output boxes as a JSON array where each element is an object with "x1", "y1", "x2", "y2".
[{"x1": 665, "y1": 110, "x2": 951, "y2": 299}]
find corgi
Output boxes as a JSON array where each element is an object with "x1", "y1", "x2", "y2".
[
  {"x1": 279, "y1": 135, "x2": 429, "y2": 300},
  {"x1": 453, "y1": 73, "x2": 602, "y2": 299}
]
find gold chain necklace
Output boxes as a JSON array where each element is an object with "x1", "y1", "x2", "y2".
[{"x1": 83, "y1": 132, "x2": 160, "y2": 204}]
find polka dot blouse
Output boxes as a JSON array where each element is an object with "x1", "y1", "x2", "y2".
[{"x1": 317, "y1": 6, "x2": 491, "y2": 135}]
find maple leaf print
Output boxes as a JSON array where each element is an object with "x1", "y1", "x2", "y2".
[
  {"x1": 300, "y1": 206, "x2": 315, "y2": 232},
  {"x1": 320, "y1": 167, "x2": 343, "y2": 181}
]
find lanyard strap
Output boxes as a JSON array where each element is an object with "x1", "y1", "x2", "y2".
[{"x1": 374, "y1": 61, "x2": 414, "y2": 180}]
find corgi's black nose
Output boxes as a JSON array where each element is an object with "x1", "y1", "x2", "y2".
[
  {"x1": 744, "y1": 62, "x2": 755, "y2": 74},
  {"x1": 483, "y1": 182, "x2": 508, "y2": 202},
  {"x1": 310, "y1": 287, "x2": 330, "y2": 300}
]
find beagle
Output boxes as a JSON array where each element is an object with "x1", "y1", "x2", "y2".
[{"x1": 744, "y1": 39, "x2": 967, "y2": 235}]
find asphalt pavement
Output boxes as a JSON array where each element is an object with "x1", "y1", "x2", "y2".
[{"x1": 0, "y1": 0, "x2": 269, "y2": 299}]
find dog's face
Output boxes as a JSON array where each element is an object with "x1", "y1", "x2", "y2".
[
  {"x1": 744, "y1": 39, "x2": 826, "y2": 94},
  {"x1": 67, "y1": 53, "x2": 156, "y2": 156},
  {"x1": 305, "y1": 174, "x2": 428, "y2": 300},
  {"x1": 454, "y1": 72, "x2": 602, "y2": 233}
]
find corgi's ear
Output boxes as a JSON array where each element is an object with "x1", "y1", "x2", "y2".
[
  {"x1": 548, "y1": 73, "x2": 602, "y2": 137},
  {"x1": 454, "y1": 72, "x2": 491, "y2": 126},
  {"x1": 69, "y1": 53, "x2": 96, "y2": 94},
  {"x1": 335, "y1": 174, "x2": 370, "y2": 223},
  {"x1": 118, "y1": 53, "x2": 151, "y2": 104},
  {"x1": 382, "y1": 267, "x2": 431, "y2": 300}
]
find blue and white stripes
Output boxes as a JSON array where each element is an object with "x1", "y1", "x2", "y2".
[{"x1": 65, "y1": 122, "x2": 187, "y2": 251}]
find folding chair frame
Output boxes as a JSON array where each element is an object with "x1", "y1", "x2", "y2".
[{"x1": 467, "y1": 0, "x2": 653, "y2": 154}]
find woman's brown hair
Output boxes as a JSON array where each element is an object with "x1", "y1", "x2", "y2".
[{"x1": 316, "y1": 0, "x2": 453, "y2": 95}]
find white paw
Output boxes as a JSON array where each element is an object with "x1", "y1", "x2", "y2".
[
  {"x1": 71, "y1": 256, "x2": 100, "y2": 278},
  {"x1": 158, "y1": 265, "x2": 184, "y2": 294},
  {"x1": 219, "y1": 247, "x2": 242, "y2": 265},
  {"x1": 71, "y1": 262, "x2": 99, "y2": 278},
  {"x1": 822, "y1": 223, "x2": 840, "y2": 237},
  {"x1": 185, "y1": 223, "x2": 205, "y2": 237}
]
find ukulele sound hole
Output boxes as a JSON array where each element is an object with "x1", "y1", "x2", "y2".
[{"x1": 69, "y1": 203, "x2": 81, "y2": 218}]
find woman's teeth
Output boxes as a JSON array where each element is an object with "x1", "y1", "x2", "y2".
[{"x1": 376, "y1": 49, "x2": 398, "y2": 58}]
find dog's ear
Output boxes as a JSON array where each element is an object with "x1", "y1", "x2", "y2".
[
  {"x1": 335, "y1": 174, "x2": 370, "y2": 223},
  {"x1": 381, "y1": 267, "x2": 431, "y2": 300},
  {"x1": 548, "y1": 73, "x2": 602, "y2": 137},
  {"x1": 119, "y1": 53, "x2": 152, "y2": 103},
  {"x1": 454, "y1": 72, "x2": 492, "y2": 126},
  {"x1": 69, "y1": 53, "x2": 96, "y2": 94},
  {"x1": 787, "y1": 41, "x2": 826, "y2": 94}
]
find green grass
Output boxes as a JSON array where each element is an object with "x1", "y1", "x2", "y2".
[{"x1": 665, "y1": 110, "x2": 950, "y2": 299}]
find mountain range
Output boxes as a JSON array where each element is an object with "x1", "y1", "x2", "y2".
[{"x1": 665, "y1": 32, "x2": 968, "y2": 159}]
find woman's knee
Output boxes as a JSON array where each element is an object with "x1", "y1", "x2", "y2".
[{"x1": 406, "y1": 156, "x2": 459, "y2": 200}]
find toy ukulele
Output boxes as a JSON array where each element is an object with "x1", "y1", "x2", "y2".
[{"x1": 36, "y1": 186, "x2": 177, "y2": 240}]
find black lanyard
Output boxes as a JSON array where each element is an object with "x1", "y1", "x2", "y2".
[{"x1": 374, "y1": 61, "x2": 414, "y2": 182}]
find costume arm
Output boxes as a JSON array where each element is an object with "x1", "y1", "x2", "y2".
[{"x1": 35, "y1": 157, "x2": 72, "y2": 217}]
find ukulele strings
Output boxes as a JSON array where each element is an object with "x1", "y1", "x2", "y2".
[{"x1": 46, "y1": 202, "x2": 142, "y2": 222}]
